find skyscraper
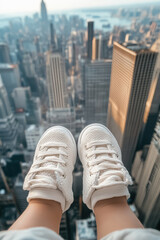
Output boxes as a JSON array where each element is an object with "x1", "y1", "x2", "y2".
[
  {"x1": 87, "y1": 21, "x2": 94, "y2": 60},
  {"x1": 41, "y1": 0, "x2": 48, "y2": 22},
  {"x1": 137, "y1": 39, "x2": 160, "y2": 149},
  {"x1": 107, "y1": 42, "x2": 157, "y2": 171},
  {"x1": 85, "y1": 60, "x2": 112, "y2": 125},
  {"x1": 0, "y1": 43, "x2": 11, "y2": 63},
  {"x1": 0, "y1": 64, "x2": 20, "y2": 105},
  {"x1": 46, "y1": 52, "x2": 68, "y2": 109},
  {"x1": 0, "y1": 75, "x2": 18, "y2": 148},
  {"x1": 92, "y1": 36, "x2": 101, "y2": 60},
  {"x1": 22, "y1": 53, "x2": 36, "y2": 78},
  {"x1": 50, "y1": 22, "x2": 57, "y2": 52},
  {"x1": 133, "y1": 114, "x2": 160, "y2": 228}
]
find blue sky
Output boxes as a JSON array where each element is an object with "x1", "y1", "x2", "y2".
[{"x1": 0, "y1": 0, "x2": 159, "y2": 14}]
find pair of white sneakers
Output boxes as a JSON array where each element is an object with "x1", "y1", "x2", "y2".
[{"x1": 23, "y1": 124, "x2": 132, "y2": 213}]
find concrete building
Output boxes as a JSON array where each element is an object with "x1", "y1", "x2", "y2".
[
  {"x1": 47, "y1": 108, "x2": 76, "y2": 136},
  {"x1": 85, "y1": 60, "x2": 112, "y2": 125},
  {"x1": 25, "y1": 125, "x2": 44, "y2": 151},
  {"x1": 76, "y1": 214, "x2": 96, "y2": 240},
  {"x1": 22, "y1": 54, "x2": 36, "y2": 78},
  {"x1": 107, "y1": 42, "x2": 158, "y2": 171},
  {"x1": 0, "y1": 64, "x2": 20, "y2": 104},
  {"x1": 92, "y1": 35, "x2": 102, "y2": 60},
  {"x1": 133, "y1": 114, "x2": 160, "y2": 228},
  {"x1": 13, "y1": 174, "x2": 28, "y2": 213},
  {"x1": 137, "y1": 38, "x2": 160, "y2": 149},
  {"x1": 0, "y1": 43, "x2": 11, "y2": 63},
  {"x1": 26, "y1": 97, "x2": 42, "y2": 125},
  {"x1": 87, "y1": 21, "x2": 94, "y2": 60},
  {"x1": 0, "y1": 75, "x2": 18, "y2": 148},
  {"x1": 46, "y1": 52, "x2": 68, "y2": 109},
  {"x1": 12, "y1": 87, "x2": 31, "y2": 111}
]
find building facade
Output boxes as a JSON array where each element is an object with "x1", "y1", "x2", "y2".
[
  {"x1": 107, "y1": 42, "x2": 157, "y2": 170},
  {"x1": 0, "y1": 75, "x2": 18, "y2": 148},
  {"x1": 46, "y1": 52, "x2": 68, "y2": 109},
  {"x1": 87, "y1": 21, "x2": 94, "y2": 60},
  {"x1": 133, "y1": 114, "x2": 160, "y2": 228},
  {"x1": 85, "y1": 60, "x2": 112, "y2": 125}
]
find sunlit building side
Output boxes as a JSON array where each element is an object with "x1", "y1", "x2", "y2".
[{"x1": 107, "y1": 42, "x2": 158, "y2": 170}]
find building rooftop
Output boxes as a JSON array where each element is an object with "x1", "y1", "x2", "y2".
[
  {"x1": 0, "y1": 64, "x2": 17, "y2": 70},
  {"x1": 76, "y1": 215, "x2": 96, "y2": 240},
  {"x1": 0, "y1": 42, "x2": 8, "y2": 47},
  {"x1": 122, "y1": 41, "x2": 153, "y2": 53}
]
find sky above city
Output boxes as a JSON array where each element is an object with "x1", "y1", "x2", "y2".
[{"x1": 0, "y1": 0, "x2": 159, "y2": 15}]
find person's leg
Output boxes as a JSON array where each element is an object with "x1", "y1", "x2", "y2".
[
  {"x1": 78, "y1": 124, "x2": 143, "y2": 240},
  {"x1": 9, "y1": 126, "x2": 76, "y2": 234},
  {"x1": 9, "y1": 199, "x2": 62, "y2": 233},
  {"x1": 94, "y1": 197, "x2": 143, "y2": 240}
]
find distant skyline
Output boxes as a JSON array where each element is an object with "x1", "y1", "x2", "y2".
[{"x1": 0, "y1": 0, "x2": 160, "y2": 15}]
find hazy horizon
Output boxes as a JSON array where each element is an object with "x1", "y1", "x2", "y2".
[{"x1": 0, "y1": 0, "x2": 160, "y2": 15}]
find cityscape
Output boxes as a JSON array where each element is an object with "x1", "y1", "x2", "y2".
[{"x1": 0, "y1": 0, "x2": 160, "y2": 239}]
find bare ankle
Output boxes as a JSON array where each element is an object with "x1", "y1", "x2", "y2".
[
  {"x1": 29, "y1": 198, "x2": 62, "y2": 209},
  {"x1": 94, "y1": 196, "x2": 128, "y2": 210}
]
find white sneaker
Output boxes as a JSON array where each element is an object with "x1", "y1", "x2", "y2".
[
  {"x1": 23, "y1": 126, "x2": 76, "y2": 213},
  {"x1": 78, "y1": 123, "x2": 133, "y2": 210}
]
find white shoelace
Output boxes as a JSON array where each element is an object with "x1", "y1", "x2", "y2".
[
  {"x1": 27, "y1": 142, "x2": 68, "y2": 190},
  {"x1": 85, "y1": 140, "x2": 132, "y2": 188}
]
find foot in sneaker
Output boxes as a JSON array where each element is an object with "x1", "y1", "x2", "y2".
[
  {"x1": 23, "y1": 126, "x2": 76, "y2": 213},
  {"x1": 78, "y1": 123, "x2": 132, "y2": 210}
]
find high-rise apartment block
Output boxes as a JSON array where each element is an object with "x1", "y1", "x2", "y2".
[
  {"x1": 46, "y1": 52, "x2": 68, "y2": 109},
  {"x1": 85, "y1": 60, "x2": 112, "y2": 125},
  {"x1": 107, "y1": 42, "x2": 158, "y2": 170}
]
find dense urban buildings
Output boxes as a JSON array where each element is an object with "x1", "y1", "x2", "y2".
[{"x1": 0, "y1": 0, "x2": 160, "y2": 238}]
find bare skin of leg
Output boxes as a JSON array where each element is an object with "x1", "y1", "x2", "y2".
[
  {"x1": 9, "y1": 199, "x2": 62, "y2": 234},
  {"x1": 94, "y1": 196, "x2": 143, "y2": 240}
]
